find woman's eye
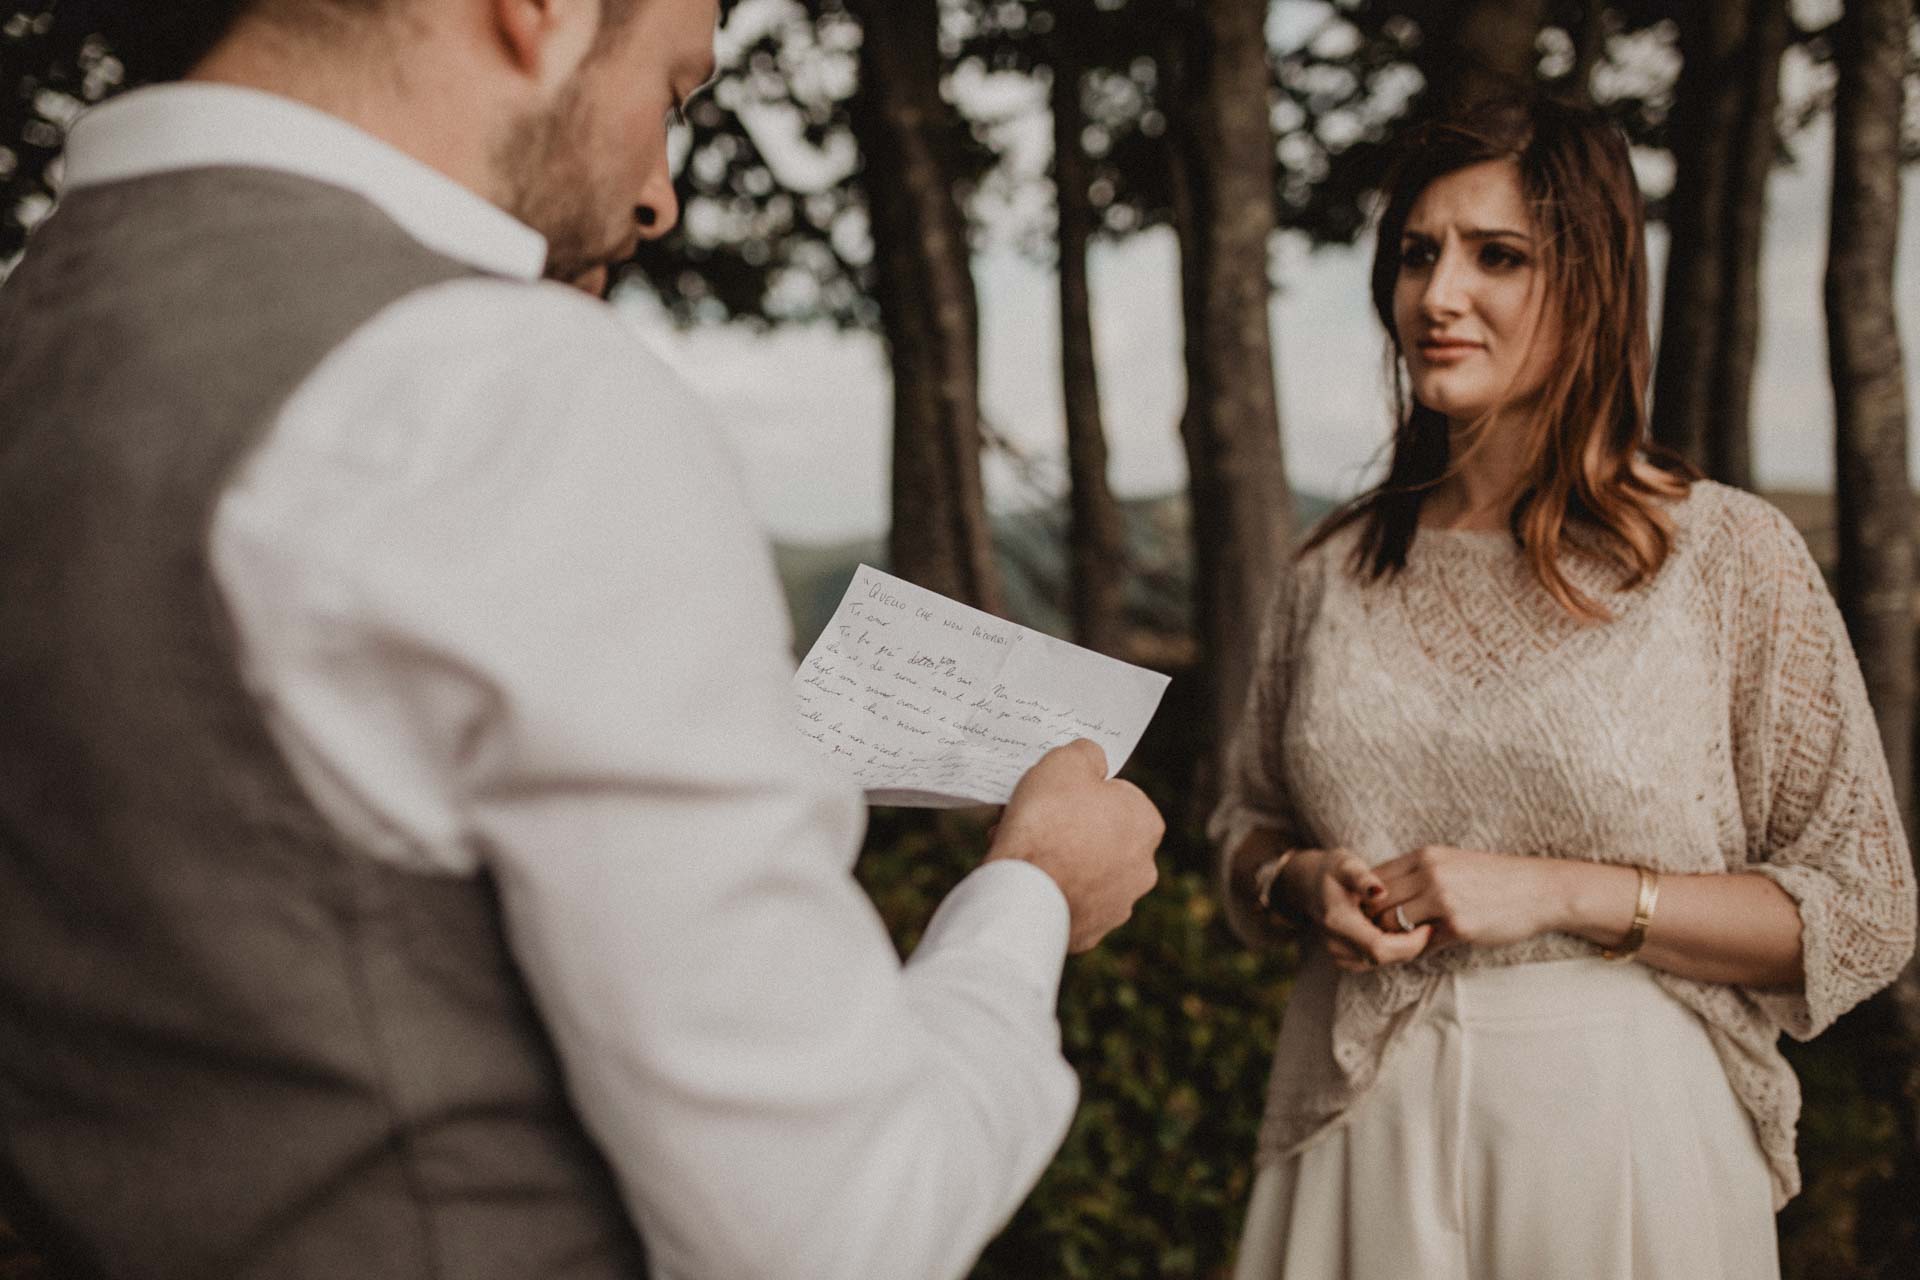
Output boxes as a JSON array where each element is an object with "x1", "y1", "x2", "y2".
[
  {"x1": 1481, "y1": 244, "x2": 1526, "y2": 269},
  {"x1": 1399, "y1": 241, "x2": 1436, "y2": 268}
]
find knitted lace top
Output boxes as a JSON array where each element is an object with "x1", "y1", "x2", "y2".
[{"x1": 1211, "y1": 480, "x2": 1917, "y2": 1209}]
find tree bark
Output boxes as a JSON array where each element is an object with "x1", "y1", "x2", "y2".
[
  {"x1": 1050, "y1": 3, "x2": 1128, "y2": 656},
  {"x1": 1708, "y1": 0, "x2": 1788, "y2": 488},
  {"x1": 1827, "y1": 0, "x2": 1920, "y2": 1159},
  {"x1": 844, "y1": 0, "x2": 1004, "y2": 613},
  {"x1": 1566, "y1": 2, "x2": 1610, "y2": 106},
  {"x1": 1651, "y1": 0, "x2": 1789, "y2": 488},
  {"x1": 1165, "y1": 0, "x2": 1293, "y2": 784},
  {"x1": 1420, "y1": 0, "x2": 1548, "y2": 112}
]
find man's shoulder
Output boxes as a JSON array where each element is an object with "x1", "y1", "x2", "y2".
[
  {"x1": 247, "y1": 272, "x2": 771, "y2": 592},
  {"x1": 353, "y1": 277, "x2": 683, "y2": 387},
  {"x1": 317, "y1": 278, "x2": 714, "y2": 448}
]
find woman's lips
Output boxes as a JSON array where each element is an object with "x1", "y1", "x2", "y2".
[{"x1": 1416, "y1": 338, "x2": 1482, "y2": 364}]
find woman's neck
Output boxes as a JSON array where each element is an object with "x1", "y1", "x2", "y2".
[{"x1": 1423, "y1": 412, "x2": 1533, "y2": 531}]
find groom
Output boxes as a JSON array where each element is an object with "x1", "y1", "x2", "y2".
[{"x1": 0, "y1": 1, "x2": 1164, "y2": 1277}]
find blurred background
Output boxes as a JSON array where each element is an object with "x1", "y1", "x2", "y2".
[{"x1": 5, "y1": 1, "x2": 1919, "y2": 1276}]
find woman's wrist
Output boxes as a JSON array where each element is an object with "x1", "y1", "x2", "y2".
[
  {"x1": 1271, "y1": 847, "x2": 1331, "y2": 919},
  {"x1": 1547, "y1": 859, "x2": 1644, "y2": 947},
  {"x1": 1228, "y1": 832, "x2": 1296, "y2": 918},
  {"x1": 1231, "y1": 843, "x2": 1324, "y2": 923},
  {"x1": 1250, "y1": 848, "x2": 1300, "y2": 916}
]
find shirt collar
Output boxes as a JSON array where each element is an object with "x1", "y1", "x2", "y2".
[{"x1": 62, "y1": 82, "x2": 548, "y2": 281}]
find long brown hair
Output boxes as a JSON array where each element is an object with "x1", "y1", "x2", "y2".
[{"x1": 1304, "y1": 96, "x2": 1696, "y2": 620}]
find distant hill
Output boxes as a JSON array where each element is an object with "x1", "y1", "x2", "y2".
[
  {"x1": 1762, "y1": 489, "x2": 1835, "y2": 571},
  {"x1": 773, "y1": 489, "x2": 1340, "y2": 656}
]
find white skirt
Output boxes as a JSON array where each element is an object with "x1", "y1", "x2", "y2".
[{"x1": 1232, "y1": 958, "x2": 1779, "y2": 1280}]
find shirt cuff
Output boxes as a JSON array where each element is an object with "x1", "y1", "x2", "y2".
[{"x1": 915, "y1": 860, "x2": 1071, "y2": 1003}]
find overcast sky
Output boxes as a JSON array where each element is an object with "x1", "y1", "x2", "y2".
[{"x1": 618, "y1": 14, "x2": 1920, "y2": 546}]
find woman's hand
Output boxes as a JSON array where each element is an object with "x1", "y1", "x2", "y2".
[
  {"x1": 1366, "y1": 845, "x2": 1565, "y2": 949},
  {"x1": 1279, "y1": 848, "x2": 1433, "y2": 973}
]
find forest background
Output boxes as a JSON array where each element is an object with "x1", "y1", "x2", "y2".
[{"x1": 4, "y1": 1, "x2": 1920, "y2": 1276}]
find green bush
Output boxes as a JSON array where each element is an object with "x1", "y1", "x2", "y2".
[{"x1": 855, "y1": 804, "x2": 1291, "y2": 1280}]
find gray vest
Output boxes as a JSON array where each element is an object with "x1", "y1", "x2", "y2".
[{"x1": 0, "y1": 168, "x2": 646, "y2": 1279}]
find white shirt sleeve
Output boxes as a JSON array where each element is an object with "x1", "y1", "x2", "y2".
[{"x1": 211, "y1": 278, "x2": 1079, "y2": 1280}]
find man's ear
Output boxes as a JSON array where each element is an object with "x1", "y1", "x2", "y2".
[{"x1": 493, "y1": 0, "x2": 599, "y2": 91}]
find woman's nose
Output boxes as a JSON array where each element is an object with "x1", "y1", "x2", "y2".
[{"x1": 1420, "y1": 247, "x2": 1469, "y2": 320}]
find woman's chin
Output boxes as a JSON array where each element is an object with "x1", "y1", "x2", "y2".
[{"x1": 1412, "y1": 389, "x2": 1491, "y2": 421}]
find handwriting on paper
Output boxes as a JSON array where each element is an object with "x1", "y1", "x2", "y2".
[{"x1": 791, "y1": 565, "x2": 1171, "y2": 807}]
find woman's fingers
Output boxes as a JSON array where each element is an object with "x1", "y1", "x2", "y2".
[
  {"x1": 1368, "y1": 922, "x2": 1433, "y2": 964},
  {"x1": 1324, "y1": 925, "x2": 1432, "y2": 970},
  {"x1": 1370, "y1": 854, "x2": 1411, "y2": 881},
  {"x1": 1369, "y1": 883, "x2": 1438, "y2": 930},
  {"x1": 1320, "y1": 892, "x2": 1379, "y2": 943},
  {"x1": 1324, "y1": 933, "x2": 1362, "y2": 958},
  {"x1": 1329, "y1": 849, "x2": 1387, "y2": 902},
  {"x1": 1310, "y1": 849, "x2": 1441, "y2": 969},
  {"x1": 1324, "y1": 935, "x2": 1367, "y2": 970},
  {"x1": 1321, "y1": 895, "x2": 1433, "y2": 968},
  {"x1": 1382, "y1": 892, "x2": 1463, "y2": 949}
]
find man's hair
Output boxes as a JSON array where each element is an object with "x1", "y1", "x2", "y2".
[
  {"x1": 247, "y1": 0, "x2": 644, "y2": 45},
  {"x1": 86, "y1": 0, "x2": 645, "y2": 80}
]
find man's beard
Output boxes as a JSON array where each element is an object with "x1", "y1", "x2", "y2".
[{"x1": 496, "y1": 79, "x2": 620, "y2": 284}]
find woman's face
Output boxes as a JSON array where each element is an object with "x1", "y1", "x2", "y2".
[{"x1": 1392, "y1": 158, "x2": 1560, "y2": 426}]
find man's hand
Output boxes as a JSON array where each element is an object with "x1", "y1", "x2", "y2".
[{"x1": 986, "y1": 739, "x2": 1164, "y2": 953}]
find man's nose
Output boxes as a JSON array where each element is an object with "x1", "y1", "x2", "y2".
[{"x1": 635, "y1": 166, "x2": 681, "y2": 241}]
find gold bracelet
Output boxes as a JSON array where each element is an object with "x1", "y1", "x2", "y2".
[
  {"x1": 1252, "y1": 848, "x2": 1303, "y2": 921},
  {"x1": 1600, "y1": 866, "x2": 1661, "y2": 962}
]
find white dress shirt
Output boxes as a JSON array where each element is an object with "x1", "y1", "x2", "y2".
[{"x1": 63, "y1": 84, "x2": 1077, "y2": 1280}]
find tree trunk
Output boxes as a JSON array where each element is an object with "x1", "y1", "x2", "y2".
[
  {"x1": 1050, "y1": 5, "x2": 1128, "y2": 656},
  {"x1": 1827, "y1": 0, "x2": 1920, "y2": 1160},
  {"x1": 1707, "y1": 0, "x2": 1788, "y2": 488},
  {"x1": 844, "y1": 0, "x2": 1004, "y2": 614},
  {"x1": 1420, "y1": 0, "x2": 1548, "y2": 112},
  {"x1": 1651, "y1": 0, "x2": 1788, "y2": 487},
  {"x1": 1165, "y1": 0, "x2": 1292, "y2": 786},
  {"x1": 1566, "y1": 2, "x2": 1610, "y2": 106}
]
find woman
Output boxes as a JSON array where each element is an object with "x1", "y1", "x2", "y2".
[{"x1": 1212, "y1": 96, "x2": 1916, "y2": 1279}]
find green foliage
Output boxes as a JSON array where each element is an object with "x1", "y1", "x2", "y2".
[
  {"x1": 854, "y1": 802, "x2": 1293, "y2": 1280},
  {"x1": 1778, "y1": 1010, "x2": 1920, "y2": 1280},
  {"x1": 979, "y1": 871, "x2": 1289, "y2": 1280}
]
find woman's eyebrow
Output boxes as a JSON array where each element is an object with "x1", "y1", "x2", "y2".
[{"x1": 1400, "y1": 226, "x2": 1532, "y2": 242}]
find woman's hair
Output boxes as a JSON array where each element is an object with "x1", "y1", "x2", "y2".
[{"x1": 1304, "y1": 95, "x2": 1696, "y2": 621}]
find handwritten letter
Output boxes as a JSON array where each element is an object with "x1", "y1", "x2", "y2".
[{"x1": 792, "y1": 565, "x2": 1171, "y2": 806}]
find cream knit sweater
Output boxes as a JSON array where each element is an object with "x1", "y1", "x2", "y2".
[{"x1": 1212, "y1": 480, "x2": 1917, "y2": 1209}]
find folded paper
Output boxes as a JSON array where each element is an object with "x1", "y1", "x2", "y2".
[{"x1": 792, "y1": 565, "x2": 1172, "y2": 807}]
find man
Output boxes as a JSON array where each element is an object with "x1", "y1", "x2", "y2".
[{"x1": 0, "y1": 1, "x2": 1165, "y2": 1277}]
